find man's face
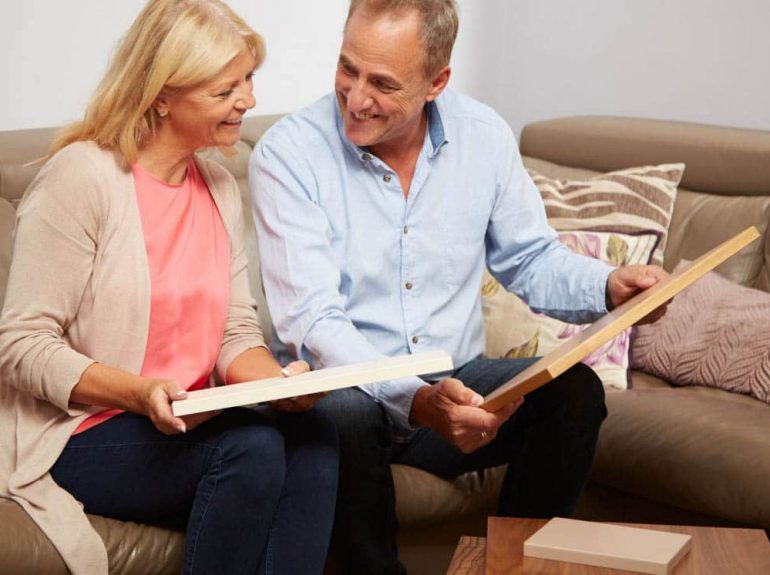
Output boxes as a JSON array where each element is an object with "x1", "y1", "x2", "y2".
[{"x1": 335, "y1": 8, "x2": 442, "y2": 154}]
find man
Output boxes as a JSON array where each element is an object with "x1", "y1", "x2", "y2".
[{"x1": 249, "y1": 1, "x2": 666, "y2": 573}]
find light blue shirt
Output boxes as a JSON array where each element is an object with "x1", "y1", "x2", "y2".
[{"x1": 250, "y1": 90, "x2": 613, "y2": 431}]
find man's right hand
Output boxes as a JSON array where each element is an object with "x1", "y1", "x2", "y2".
[{"x1": 409, "y1": 379, "x2": 524, "y2": 453}]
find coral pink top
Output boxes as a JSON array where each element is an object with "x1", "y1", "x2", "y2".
[{"x1": 74, "y1": 159, "x2": 231, "y2": 434}]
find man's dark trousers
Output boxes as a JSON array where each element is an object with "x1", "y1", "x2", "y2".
[{"x1": 317, "y1": 357, "x2": 608, "y2": 575}]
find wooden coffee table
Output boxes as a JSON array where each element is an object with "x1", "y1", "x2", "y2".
[{"x1": 447, "y1": 517, "x2": 770, "y2": 575}]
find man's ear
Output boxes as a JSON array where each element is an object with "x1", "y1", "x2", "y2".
[{"x1": 426, "y1": 66, "x2": 451, "y2": 103}]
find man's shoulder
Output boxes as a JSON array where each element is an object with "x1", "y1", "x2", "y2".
[
  {"x1": 438, "y1": 89, "x2": 510, "y2": 134},
  {"x1": 256, "y1": 93, "x2": 341, "y2": 156}
]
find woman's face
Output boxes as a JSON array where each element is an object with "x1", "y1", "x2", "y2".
[{"x1": 158, "y1": 49, "x2": 257, "y2": 152}]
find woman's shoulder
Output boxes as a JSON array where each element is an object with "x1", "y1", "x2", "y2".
[
  {"x1": 23, "y1": 141, "x2": 129, "y2": 214},
  {"x1": 48, "y1": 140, "x2": 123, "y2": 168},
  {"x1": 40, "y1": 141, "x2": 128, "y2": 190}
]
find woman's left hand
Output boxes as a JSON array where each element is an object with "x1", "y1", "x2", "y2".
[
  {"x1": 180, "y1": 410, "x2": 222, "y2": 431},
  {"x1": 269, "y1": 360, "x2": 328, "y2": 412}
]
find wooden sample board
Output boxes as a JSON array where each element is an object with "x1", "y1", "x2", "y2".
[
  {"x1": 172, "y1": 350, "x2": 453, "y2": 416},
  {"x1": 522, "y1": 517, "x2": 691, "y2": 575},
  {"x1": 482, "y1": 517, "x2": 770, "y2": 575},
  {"x1": 482, "y1": 226, "x2": 759, "y2": 411}
]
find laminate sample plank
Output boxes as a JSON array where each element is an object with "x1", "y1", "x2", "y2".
[
  {"x1": 482, "y1": 226, "x2": 759, "y2": 411},
  {"x1": 484, "y1": 516, "x2": 770, "y2": 575},
  {"x1": 522, "y1": 517, "x2": 691, "y2": 575},
  {"x1": 172, "y1": 350, "x2": 453, "y2": 416}
]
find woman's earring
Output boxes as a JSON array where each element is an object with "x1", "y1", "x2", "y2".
[{"x1": 157, "y1": 109, "x2": 168, "y2": 118}]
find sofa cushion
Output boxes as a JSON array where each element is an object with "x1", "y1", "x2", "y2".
[
  {"x1": 529, "y1": 163, "x2": 682, "y2": 266},
  {"x1": 392, "y1": 464, "x2": 502, "y2": 525},
  {"x1": 0, "y1": 498, "x2": 183, "y2": 575},
  {"x1": 594, "y1": 384, "x2": 770, "y2": 528},
  {"x1": 631, "y1": 262, "x2": 770, "y2": 404},
  {"x1": 664, "y1": 189, "x2": 770, "y2": 290},
  {"x1": 482, "y1": 231, "x2": 659, "y2": 389}
]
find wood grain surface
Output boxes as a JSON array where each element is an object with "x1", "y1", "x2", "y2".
[
  {"x1": 483, "y1": 517, "x2": 770, "y2": 575},
  {"x1": 482, "y1": 226, "x2": 759, "y2": 411}
]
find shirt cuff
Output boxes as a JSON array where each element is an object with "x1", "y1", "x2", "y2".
[{"x1": 587, "y1": 260, "x2": 614, "y2": 315}]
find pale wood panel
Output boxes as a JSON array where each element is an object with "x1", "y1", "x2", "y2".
[
  {"x1": 523, "y1": 517, "x2": 691, "y2": 574},
  {"x1": 482, "y1": 227, "x2": 760, "y2": 411},
  {"x1": 173, "y1": 350, "x2": 452, "y2": 416},
  {"x1": 483, "y1": 517, "x2": 770, "y2": 575}
]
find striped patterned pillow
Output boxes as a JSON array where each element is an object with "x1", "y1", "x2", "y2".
[{"x1": 530, "y1": 164, "x2": 684, "y2": 266}]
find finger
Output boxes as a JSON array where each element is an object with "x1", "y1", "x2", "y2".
[
  {"x1": 631, "y1": 265, "x2": 668, "y2": 289},
  {"x1": 289, "y1": 395, "x2": 316, "y2": 410},
  {"x1": 646, "y1": 265, "x2": 669, "y2": 283},
  {"x1": 453, "y1": 404, "x2": 501, "y2": 432},
  {"x1": 281, "y1": 360, "x2": 310, "y2": 377},
  {"x1": 182, "y1": 409, "x2": 222, "y2": 431},
  {"x1": 438, "y1": 378, "x2": 484, "y2": 407},
  {"x1": 493, "y1": 399, "x2": 520, "y2": 425},
  {"x1": 288, "y1": 391, "x2": 327, "y2": 411},
  {"x1": 475, "y1": 396, "x2": 525, "y2": 441},
  {"x1": 151, "y1": 383, "x2": 187, "y2": 434},
  {"x1": 269, "y1": 398, "x2": 301, "y2": 412}
]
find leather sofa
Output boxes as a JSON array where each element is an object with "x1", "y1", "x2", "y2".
[{"x1": 1, "y1": 115, "x2": 769, "y2": 574}]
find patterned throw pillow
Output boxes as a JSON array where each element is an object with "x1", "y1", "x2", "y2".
[
  {"x1": 482, "y1": 231, "x2": 660, "y2": 390},
  {"x1": 530, "y1": 163, "x2": 683, "y2": 266},
  {"x1": 631, "y1": 261, "x2": 770, "y2": 403}
]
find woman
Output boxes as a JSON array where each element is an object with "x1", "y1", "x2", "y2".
[{"x1": 0, "y1": 1, "x2": 337, "y2": 574}]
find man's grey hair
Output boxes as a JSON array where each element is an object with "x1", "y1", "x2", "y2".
[{"x1": 346, "y1": 0, "x2": 459, "y2": 78}]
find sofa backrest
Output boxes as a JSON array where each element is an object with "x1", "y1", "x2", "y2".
[
  {"x1": 520, "y1": 116, "x2": 770, "y2": 292},
  {"x1": 2, "y1": 114, "x2": 769, "y2": 326}
]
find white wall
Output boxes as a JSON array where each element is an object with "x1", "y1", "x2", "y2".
[
  {"x1": 2, "y1": 0, "x2": 769, "y2": 137},
  {"x1": 454, "y1": 0, "x2": 770, "y2": 137},
  {"x1": 0, "y1": 0, "x2": 348, "y2": 130}
]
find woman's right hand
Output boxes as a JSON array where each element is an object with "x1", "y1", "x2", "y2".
[
  {"x1": 71, "y1": 364, "x2": 220, "y2": 434},
  {"x1": 138, "y1": 378, "x2": 220, "y2": 434}
]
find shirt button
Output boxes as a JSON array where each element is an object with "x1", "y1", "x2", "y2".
[
  {"x1": 383, "y1": 174, "x2": 392, "y2": 183},
  {"x1": 405, "y1": 281, "x2": 413, "y2": 290},
  {"x1": 362, "y1": 153, "x2": 372, "y2": 161},
  {"x1": 412, "y1": 336, "x2": 419, "y2": 344},
  {"x1": 403, "y1": 225, "x2": 408, "y2": 235}
]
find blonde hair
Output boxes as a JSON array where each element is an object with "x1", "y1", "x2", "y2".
[
  {"x1": 346, "y1": 0, "x2": 458, "y2": 78},
  {"x1": 51, "y1": 0, "x2": 264, "y2": 163}
]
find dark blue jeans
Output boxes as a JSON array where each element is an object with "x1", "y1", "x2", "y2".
[
  {"x1": 316, "y1": 358, "x2": 607, "y2": 575},
  {"x1": 50, "y1": 408, "x2": 338, "y2": 575}
]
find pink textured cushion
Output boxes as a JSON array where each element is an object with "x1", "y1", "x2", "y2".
[{"x1": 631, "y1": 261, "x2": 770, "y2": 403}]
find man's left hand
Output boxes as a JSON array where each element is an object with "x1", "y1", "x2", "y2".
[
  {"x1": 606, "y1": 264, "x2": 670, "y2": 323},
  {"x1": 269, "y1": 360, "x2": 328, "y2": 412}
]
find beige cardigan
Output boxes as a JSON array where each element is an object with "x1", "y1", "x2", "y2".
[{"x1": 0, "y1": 142, "x2": 265, "y2": 574}]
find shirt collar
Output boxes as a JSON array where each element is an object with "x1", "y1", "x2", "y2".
[
  {"x1": 425, "y1": 98, "x2": 449, "y2": 159},
  {"x1": 335, "y1": 95, "x2": 450, "y2": 164}
]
